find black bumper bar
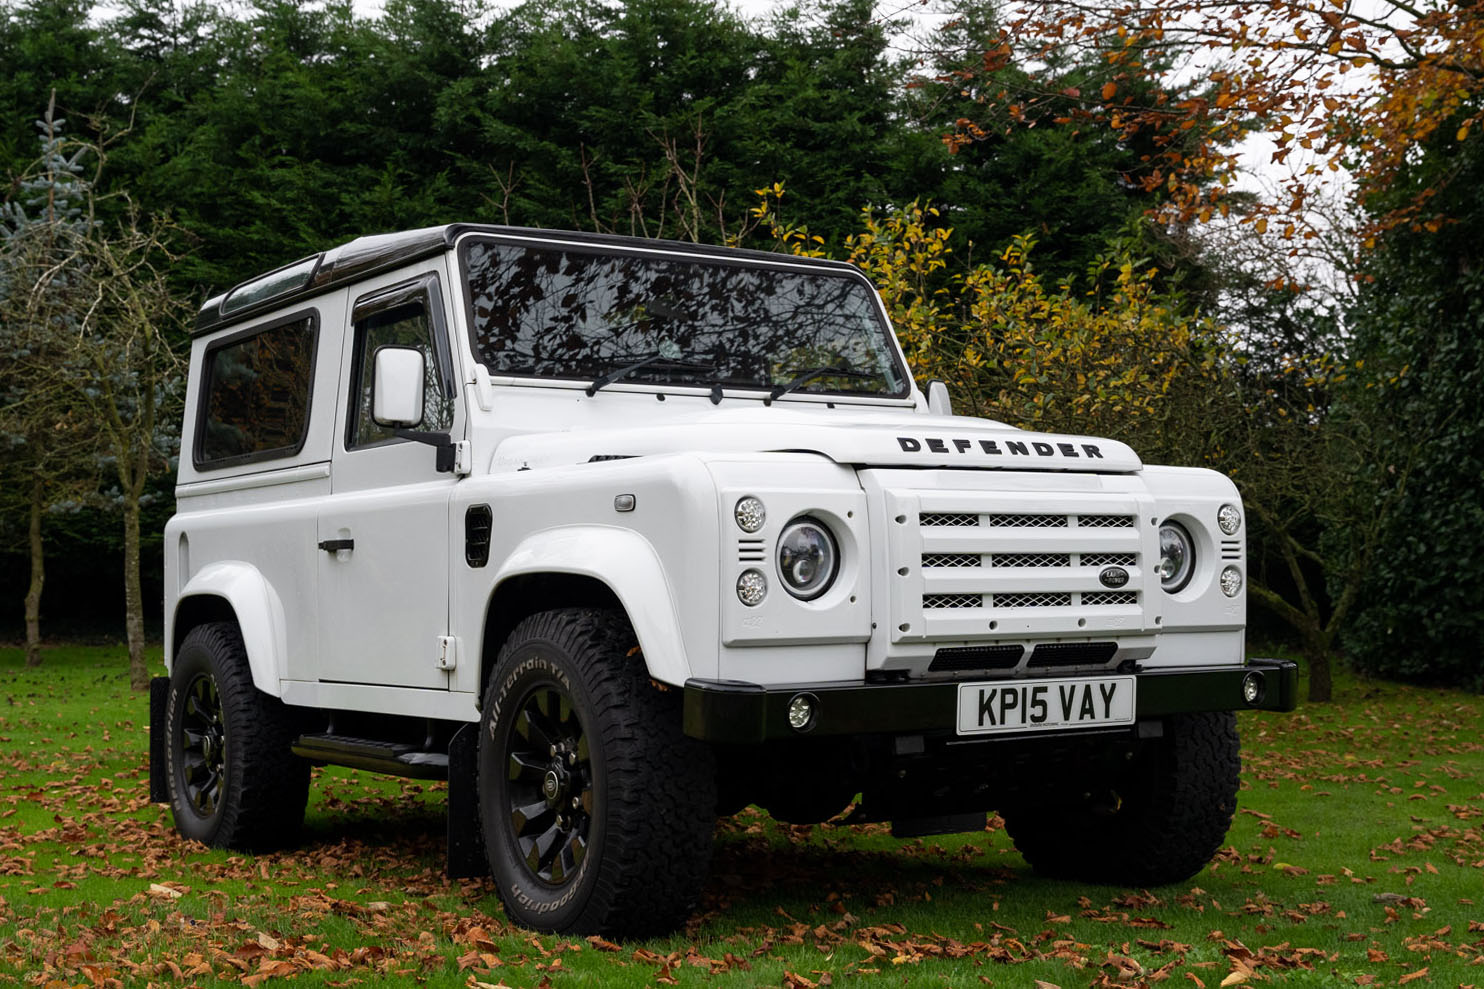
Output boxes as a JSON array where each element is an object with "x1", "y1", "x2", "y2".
[{"x1": 682, "y1": 657, "x2": 1298, "y2": 744}]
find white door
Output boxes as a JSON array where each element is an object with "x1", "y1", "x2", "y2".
[{"x1": 316, "y1": 268, "x2": 462, "y2": 689}]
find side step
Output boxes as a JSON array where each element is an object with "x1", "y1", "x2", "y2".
[{"x1": 292, "y1": 732, "x2": 449, "y2": 780}]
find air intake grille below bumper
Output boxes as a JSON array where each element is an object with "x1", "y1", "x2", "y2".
[
  {"x1": 929, "y1": 645, "x2": 1025, "y2": 673},
  {"x1": 1027, "y1": 642, "x2": 1119, "y2": 667}
]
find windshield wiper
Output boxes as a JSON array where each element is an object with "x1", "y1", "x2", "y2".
[
  {"x1": 766, "y1": 365, "x2": 874, "y2": 405},
  {"x1": 585, "y1": 354, "x2": 718, "y2": 396}
]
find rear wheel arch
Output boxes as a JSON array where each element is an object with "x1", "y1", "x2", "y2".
[
  {"x1": 172, "y1": 595, "x2": 239, "y2": 659},
  {"x1": 170, "y1": 562, "x2": 287, "y2": 696}
]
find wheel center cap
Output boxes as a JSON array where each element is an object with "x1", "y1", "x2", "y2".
[{"x1": 542, "y1": 769, "x2": 562, "y2": 800}]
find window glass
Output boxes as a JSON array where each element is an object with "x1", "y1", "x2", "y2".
[
  {"x1": 197, "y1": 315, "x2": 317, "y2": 467},
  {"x1": 221, "y1": 256, "x2": 318, "y2": 314},
  {"x1": 349, "y1": 294, "x2": 452, "y2": 448},
  {"x1": 460, "y1": 240, "x2": 909, "y2": 397}
]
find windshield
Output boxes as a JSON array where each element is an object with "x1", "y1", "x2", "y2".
[{"x1": 459, "y1": 238, "x2": 909, "y2": 398}]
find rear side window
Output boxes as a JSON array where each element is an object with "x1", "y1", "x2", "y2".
[{"x1": 196, "y1": 312, "x2": 318, "y2": 469}]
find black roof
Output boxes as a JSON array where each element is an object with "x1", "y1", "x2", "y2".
[{"x1": 193, "y1": 223, "x2": 865, "y2": 335}]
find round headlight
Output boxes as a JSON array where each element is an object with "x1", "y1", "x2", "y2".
[
  {"x1": 776, "y1": 517, "x2": 839, "y2": 600},
  {"x1": 735, "y1": 496, "x2": 766, "y2": 533},
  {"x1": 1218, "y1": 504, "x2": 1242, "y2": 535},
  {"x1": 736, "y1": 569, "x2": 767, "y2": 606},
  {"x1": 1158, "y1": 521, "x2": 1195, "y2": 593},
  {"x1": 1220, "y1": 565, "x2": 1244, "y2": 597}
]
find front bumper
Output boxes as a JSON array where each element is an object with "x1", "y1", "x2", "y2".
[{"x1": 683, "y1": 657, "x2": 1298, "y2": 744}]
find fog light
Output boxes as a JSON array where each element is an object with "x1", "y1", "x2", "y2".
[
  {"x1": 1242, "y1": 672, "x2": 1264, "y2": 706},
  {"x1": 787, "y1": 693, "x2": 817, "y2": 731},
  {"x1": 1220, "y1": 565, "x2": 1244, "y2": 597},
  {"x1": 1218, "y1": 503, "x2": 1242, "y2": 535},
  {"x1": 735, "y1": 497, "x2": 766, "y2": 533},
  {"x1": 737, "y1": 568, "x2": 767, "y2": 606}
]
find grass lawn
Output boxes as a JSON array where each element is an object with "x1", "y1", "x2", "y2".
[{"x1": 1, "y1": 644, "x2": 1480, "y2": 988}]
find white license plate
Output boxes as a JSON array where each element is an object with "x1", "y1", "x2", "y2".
[{"x1": 956, "y1": 676, "x2": 1136, "y2": 735}]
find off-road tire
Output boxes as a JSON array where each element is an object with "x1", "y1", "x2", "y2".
[
  {"x1": 1002, "y1": 711, "x2": 1240, "y2": 885},
  {"x1": 164, "y1": 622, "x2": 310, "y2": 850},
  {"x1": 478, "y1": 608, "x2": 716, "y2": 936}
]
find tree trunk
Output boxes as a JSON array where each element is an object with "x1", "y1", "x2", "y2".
[
  {"x1": 1303, "y1": 636, "x2": 1333, "y2": 703},
  {"x1": 123, "y1": 493, "x2": 148, "y2": 691},
  {"x1": 24, "y1": 473, "x2": 45, "y2": 668}
]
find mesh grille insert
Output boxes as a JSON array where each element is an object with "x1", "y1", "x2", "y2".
[
  {"x1": 923, "y1": 593, "x2": 982, "y2": 609},
  {"x1": 922, "y1": 553, "x2": 980, "y2": 568},
  {"x1": 991, "y1": 552, "x2": 1071, "y2": 568},
  {"x1": 1081, "y1": 552, "x2": 1137, "y2": 567},
  {"x1": 988, "y1": 513, "x2": 1068, "y2": 528},
  {"x1": 920, "y1": 512, "x2": 980, "y2": 527},
  {"x1": 930, "y1": 645, "x2": 1024, "y2": 673},
  {"x1": 1083, "y1": 591, "x2": 1138, "y2": 606},
  {"x1": 1077, "y1": 515, "x2": 1136, "y2": 528},
  {"x1": 992, "y1": 592, "x2": 1072, "y2": 608}
]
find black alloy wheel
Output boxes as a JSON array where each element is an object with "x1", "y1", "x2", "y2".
[
  {"x1": 505, "y1": 685, "x2": 593, "y2": 885},
  {"x1": 178, "y1": 672, "x2": 228, "y2": 818}
]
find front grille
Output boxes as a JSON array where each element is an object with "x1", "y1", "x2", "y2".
[
  {"x1": 737, "y1": 538, "x2": 766, "y2": 563},
  {"x1": 1027, "y1": 642, "x2": 1118, "y2": 667},
  {"x1": 920, "y1": 512, "x2": 979, "y2": 527},
  {"x1": 1081, "y1": 552, "x2": 1137, "y2": 567},
  {"x1": 923, "y1": 593, "x2": 982, "y2": 609},
  {"x1": 898, "y1": 488, "x2": 1148, "y2": 647},
  {"x1": 923, "y1": 553, "x2": 980, "y2": 568},
  {"x1": 989, "y1": 513, "x2": 1067, "y2": 528},
  {"x1": 1076, "y1": 514, "x2": 1136, "y2": 528},
  {"x1": 992, "y1": 552, "x2": 1070, "y2": 568},
  {"x1": 993, "y1": 592, "x2": 1072, "y2": 608},
  {"x1": 1083, "y1": 591, "x2": 1137, "y2": 606},
  {"x1": 929, "y1": 645, "x2": 1024, "y2": 673}
]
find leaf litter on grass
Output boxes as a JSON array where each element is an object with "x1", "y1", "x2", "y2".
[{"x1": 2, "y1": 646, "x2": 1483, "y2": 988}]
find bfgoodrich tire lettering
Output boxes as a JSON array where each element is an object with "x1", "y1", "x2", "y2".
[
  {"x1": 164, "y1": 621, "x2": 309, "y2": 850},
  {"x1": 1002, "y1": 711, "x2": 1240, "y2": 885},
  {"x1": 478, "y1": 608, "x2": 716, "y2": 936}
]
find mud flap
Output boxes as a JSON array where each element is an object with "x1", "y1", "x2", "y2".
[
  {"x1": 446, "y1": 722, "x2": 488, "y2": 879},
  {"x1": 148, "y1": 676, "x2": 170, "y2": 803}
]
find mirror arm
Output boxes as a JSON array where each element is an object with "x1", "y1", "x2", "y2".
[{"x1": 395, "y1": 428, "x2": 456, "y2": 473}]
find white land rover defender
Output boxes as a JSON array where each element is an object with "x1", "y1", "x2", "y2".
[{"x1": 150, "y1": 225, "x2": 1296, "y2": 936}]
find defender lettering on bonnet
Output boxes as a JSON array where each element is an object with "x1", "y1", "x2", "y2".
[
  {"x1": 898, "y1": 436, "x2": 1104, "y2": 459},
  {"x1": 153, "y1": 223, "x2": 1292, "y2": 943}
]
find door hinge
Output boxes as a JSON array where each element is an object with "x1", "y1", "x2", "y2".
[
  {"x1": 453, "y1": 441, "x2": 472, "y2": 476},
  {"x1": 436, "y1": 635, "x2": 458, "y2": 671}
]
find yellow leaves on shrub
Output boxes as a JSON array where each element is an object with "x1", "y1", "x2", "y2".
[{"x1": 837, "y1": 203, "x2": 1224, "y2": 452}]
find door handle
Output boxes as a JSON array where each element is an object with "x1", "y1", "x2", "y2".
[{"x1": 318, "y1": 538, "x2": 355, "y2": 553}]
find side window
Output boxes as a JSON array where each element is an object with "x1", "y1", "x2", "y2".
[
  {"x1": 348, "y1": 278, "x2": 454, "y2": 449},
  {"x1": 196, "y1": 312, "x2": 318, "y2": 468}
]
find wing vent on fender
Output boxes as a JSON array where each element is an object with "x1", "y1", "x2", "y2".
[{"x1": 465, "y1": 505, "x2": 493, "y2": 568}]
